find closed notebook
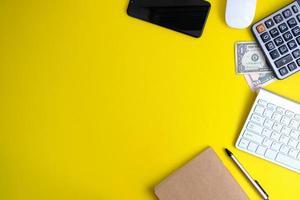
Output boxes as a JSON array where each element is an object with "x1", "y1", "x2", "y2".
[{"x1": 154, "y1": 147, "x2": 249, "y2": 200}]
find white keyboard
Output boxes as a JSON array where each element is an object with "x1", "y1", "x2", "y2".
[{"x1": 236, "y1": 89, "x2": 300, "y2": 173}]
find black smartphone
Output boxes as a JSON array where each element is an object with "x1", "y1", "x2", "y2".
[{"x1": 127, "y1": 0, "x2": 211, "y2": 38}]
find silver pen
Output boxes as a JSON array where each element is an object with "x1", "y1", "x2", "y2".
[{"x1": 225, "y1": 148, "x2": 269, "y2": 200}]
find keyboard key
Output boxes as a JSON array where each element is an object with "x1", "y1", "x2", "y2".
[
  {"x1": 276, "y1": 153, "x2": 300, "y2": 171},
  {"x1": 297, "y1": 142, "x2": 300, "y2": 150},
  {"x1": 270, "y1": 49, "x2": 280, "y2": 59},
  {"x1": 264, "y1": 119, "x2": 274, "y2": 129},
  {"x1": 265, "y1": 18, "x2": 275, "y2": 28},
  {"x1": 267, "y1": 103, "x2": 276, "y2": 111},
  {"x1": 292, "y1": 49, "x2": 300, "y2": 58},
  {"x1": 283, "y1": 9, "x2": 293, "y2": 18},
  {"x1": 271, "y1": 141, "x2": 282, "y2": 151},
  {"x1": 287, "y1": 17, "x2": 297, "y2": 28},
  {"x1": 282, "y1": 126, "x2": 292, "y2": 135},
  {"x1": 263, "y1": 138, "x2": 273, "y2": 148},
  {"x1": 279, "y1": 135, "x2": 290, "y2": 145},
  {"x1": 280, "y1": 145, "x2": 290, "y2": 154},
  {"x1": 247, "y1": 122, "x2": 263, "y2": 134},
  {"x1": 251, "y1": 114, "x2": 265, "y2": 125},
  {"x1": 263, "y1": 109, "x2": 273, "y2": 118},
  {"x1": 273, "y1": 123, "x2": 283, "y2": 132},
  {"x1": 274, "y1": 14, "x2": 283, "y2": 23},
  {"x1": 281, "y1": 116, "x2": 292, "y2": 126},
  {"x1": 269, "y1": 27, "x2": 280, "y2": 38},
  {"x1": 292, "y1": 26, "x2": 300, "y2": 36},
  {"x1": 290, "y1": 120, "x2": 300, "y2": 130},
  {"x1": 256, "y1": 146, "x2": 267, "y2": 155},
  {"x1": 256, "y1": 23, "x2": 266, "y2": 33},
  {"x1": 276, "y1": 107, "x2": 285, "y2": 115},
  {"x1": 265, "y1": 41, "x2": 275, "y2": 50},
  {"x1": 287, "y1": 62, "x2": 298, "y2": 71},
  {"x1": 287, "y1": 40, "x2": 297, "y2": 50},
  {"x1": 272, "y1": 112, "x2": 282, "y2": 121},
  {"x1": 295, "y1": 114, "x2": 300, "y2": 121},
  {"x1": 278, "y1": 45, "x2": 288, "y2": 55},
  {"x1": 248, "y1": 142, "x2": 258, "y2": 152},
  {"x1": 292, "y1": 5, "x2": 299, "y2": 13},
  {"x1": 279, "y1": 67, "x2": 289, "y2": 76},
  {"x1": 289, "y1": 149, "x2": 299, "y2": 158},
  {"x1": 275, "y1": 54, "x2": 293, "y2": 68},
  {"x1": 283, "y1": 31, "x2": 293, "y2": 42},
  {"x1": 238, "y1": 139, "x2": 250, "y2": 149},
  {"x1": 290, "y1": 130, "x2": 300, "y2": 139},
  {"x1": 288, "y1": 138, "x2": 298, "y2": 148},
  {"x1": 261, "y1": 32, "x2": 271, "y2": 42},
  {"x1": 258, "y1": 99, "x2": 268, "y2": 106},
  {"x1": 254, "y1": 105, "x2": 265, "y2": 115},
  {"x1": 274, "y1": 36, "x2": 284, "y2": 46},
  {"x1": 262, "y1": 128, "x2": 272, "y2": 137},
  {"x1": 271, "y1": 132, "x2": 281, "y2": 141},
  {"x1": 265, "y1": 149, "x2": 278, "y2": 160},
  {"x1": 279, "y1": 22, "x2": 288, "y2": 33},
  {"x1": 243, "y1": 130, "x2": 264, "y2": 144},
  {"x1": 286, "y1": 110, "x2": 294, "y2": 118}
]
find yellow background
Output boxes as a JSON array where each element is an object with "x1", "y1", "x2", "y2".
[{"x1": 1, "y1": 0, "x2": 300, "y2": 199}]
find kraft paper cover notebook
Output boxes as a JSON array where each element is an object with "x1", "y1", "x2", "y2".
[{"x1": 154, "y1": 147, "x2": 249, "y2": 200}]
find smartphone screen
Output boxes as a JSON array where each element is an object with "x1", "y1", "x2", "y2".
[{"x1": 127, "y1": 0, "x2": 211, "y2": 38}]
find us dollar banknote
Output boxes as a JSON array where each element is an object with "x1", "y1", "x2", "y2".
[
  {"x1": 244, "y1": 72, "x2": 276, "y2": 91},
  {"x1": 235, "y1": 42, "x2": 273, "y2": 74}
]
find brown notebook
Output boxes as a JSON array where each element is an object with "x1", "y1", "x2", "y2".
[{"x1": 154, "y1": 147, "x2": 249, "y2": 200}]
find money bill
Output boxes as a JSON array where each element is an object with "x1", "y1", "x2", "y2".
[
  {"x1": 244, "y1": 72, "x2": 276, "y2": 91},
  {"x1": 235, "y1": 42, "x2": 273, "y2": 74}
]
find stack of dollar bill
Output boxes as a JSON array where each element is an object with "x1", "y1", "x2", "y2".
[{"x1": 235, "y1": 42, "x2": 277, "y2": 91}]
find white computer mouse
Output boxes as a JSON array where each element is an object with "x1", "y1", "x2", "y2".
[{"x1": 225, "y1": 0, "x2": 257, "y2": 29}]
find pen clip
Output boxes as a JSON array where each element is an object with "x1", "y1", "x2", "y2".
[{"x1": 255, "y1": 180, "x2": 269, "y2": 198}]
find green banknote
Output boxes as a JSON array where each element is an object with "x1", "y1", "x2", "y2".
[{"x1": 235, "y1": 42, "x2": 272, "y2": 74}]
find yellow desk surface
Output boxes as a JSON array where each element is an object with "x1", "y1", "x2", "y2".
[{"x1": 1, "y1": 0, "x2": 300, "y2": 199}]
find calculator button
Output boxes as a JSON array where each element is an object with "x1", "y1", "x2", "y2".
[
  {"x1": 266, "y1": 41, "x2": 275, "y2": 50},
  {"x1": 278, "y1": 22, "x2": 288, "y2": 33},
  {"x1": 269, "y1": 27, "x2": 280, "y2": 38},
  {"x1": 283, "y1": 31, "x2": 293, "y2": 41},
  {"x1": 256, "y1": 24, "x2": 266, "y2": 33},
  {"x1": 279, "y1": 67, "x2": 289, "y2": 76},
  {"x1": 297, "y1": 58, "x2": 300, "y2": 66},
  {"x1": 265, "y1": 19, "x2": 275, "y2": 28},
  {"x1": 292, "y1": 26, "x2": 300, "y2": 36},
  {"x1": 296, "y1": 36, "x2": 300, "y2": 44},
  {"x1": 274, "y1": 14, "x2": 284, "y2": 23},
  {"x1": 292, "y1": 49, "x2": 300, "y2": 58},
  {"x1": 287, "y1": 40, "x2": 297, "y2": 50},
  {"x1": 279, "y1": 44, "x2": 289, "y2": 55},
  {"x1": 275, "y1": 54, "x2": 293, "y2": 68},
  {"x1": 287, "y1": 18, "x2": 297, "y2": 28},
  {"x1": 293, "y1": 5, "x2": 299, "y2": 13},
  {"x1": 274, "y1": 36, "x2": 284, "y2": 46},
  {"x1": 270, "y1": 49, "x2": 280, "y2": 59},
  {"x1": 283, "y1": 9, "x2": 293, "y2": 18},
  {"x1": 288, "y1": 62, "x2": 298, "y2": 71},
  {"x1": 297, "y1": 14, "x2": 300, "y2": 22},
  {"x1": 261, "y1": 32, "x2": 271, "y2": 42}
]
